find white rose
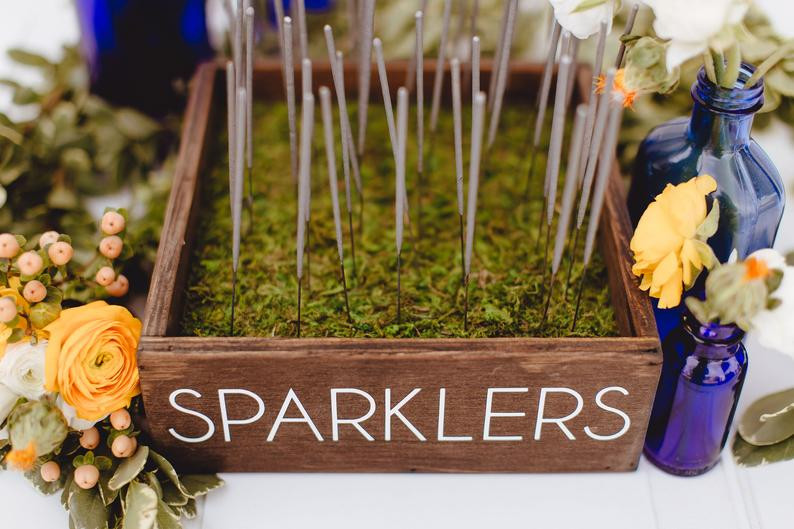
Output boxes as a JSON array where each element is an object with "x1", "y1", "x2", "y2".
[
  {"x1": 748, "y1": 249, "x2": 794, "y2": 357},
  {"x1": 0, "y1": 382, "x2": 18, "y2": 427},
  {"x1": 643, "y1": 0, "x2": 750, "y2": 70},
  {"x1": 56, "y1": 395, "x2": 99, "y2": 431},
  {"x1": 0, "y1": 340, "x2": 47, "y2": 401},
  {"x1": 548, "y1": 0, "x2": 615, "y2": 40}
]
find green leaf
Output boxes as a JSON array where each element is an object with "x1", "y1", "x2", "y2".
[
  {"x1": 29, "y1": 300, "x2": 61, "y2": 329},
  {"x1": 69, "y1": 483, "x2": 110, "y2": 529},
  {"x1": 179, "y1": 474, "x2": 224, "y2": 498},
  {"x1": 161, "y1": 482, "x2": 189, "y2": 507},
  {"x1": 61, "y1": 472, "x2": 75, "y2": 509},
  {"x1": 180, "y1": 498, "x2": 197, "y2": 520},
  {"x1": 7, "y1": 48, "x2": 52, "y2": 68},
  {"x1": 98, "y1": 473, "x2": 120, "y2": 507},
  {"x1": 109, "y1": 445, "x2": 149, "y2": 491},
  {"x1": 733, "y1": 433, "x2": 794, "y2": 467},
  {"x1": 122, "y1": 481, "x2": 158, "y2": 529},
  {"x1": 571, "y1": 0, "x2": 607, "y2": 13},
  {"x1": 696, "y1": 199, "x2": 720, "y2": 240},
  {"x1": 148, "y1": 450, "x2": 189, "y2": 496},
  {"x1": 115, "y1": 109, "x2": 159, "y2": 141},
  {"x1": 95, "y1": 456, "x2": 113, "y2": 471},
  {"x1": 155, "y1": 500, "x2": 181, "y2": 529},
  {"x1": 8, "y1": 327, "x2": 25, "y2": 343},
  {"x1": 144, "y1": 471, "x2": 163, "y2": 500},
  {"x1": 738, "y1": 388, "x2": 794, "y2": 446},
  {"x1": 13, "y1": 234, "x2": 26, "y2": 248}
]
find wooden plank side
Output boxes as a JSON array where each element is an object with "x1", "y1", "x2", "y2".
[
  {"x1": 139, "y1": 337, "x2": 660, "y2": 473},
  {"x1": 143, "y1": 61, "x2": 217, "y2": 336}
]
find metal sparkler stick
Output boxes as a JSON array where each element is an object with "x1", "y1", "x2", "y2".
[
  {"x1": 296, "y1": 92, "x2": 314, "y2": 337},
  {"x1": 486, "y1": 0, "x2": 517, "y2": 149},
  {"x1": 283, "y1": 17, "x2": 298, "y2": 184},
  {"x1": 464, "y1": 91, "x2": 486, "y2": 332},
  {"x1": 395, "y1": 87, "x2": 409, "y2": 324},
  {"x1": 451, "y1": 58, "x2": 465, "y2": 286},
  {"x1": 320, "y1": 86, "x2": 352, "y2": 321},
  {"x1": 540, "y1": 104, "x2": 587, "y2": 326},
  {"x1": 405, "y1": 0, "x2": 428, "y2": 92},
  {"x1": 429, "y1": 0, "x2": 452, "y2": 133},
  {"x1": 357, "y1": 0, "x2": 375, "y2": 156},
  {"x1": 488, "y1": 0, "x2": 511, "y2": 111},
  {"x1": 615, "y1": 3, "x2": 640, "y2": 68},
  {"x1": 245, "y1": 7, "x2": 255, "y2": 222},
  {"x1": 572, "y1": 94, "x2": 623, "y2": 331},
  {"x1": 295, "y1": 0, "x2": 308, "y2": 61},
  {"x1": 231, "y1": 87, "x2": 246, "y2": 335}
]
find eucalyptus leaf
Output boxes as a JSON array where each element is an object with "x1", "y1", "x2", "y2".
[
  {"x1": 148, "y1": 450, "x2": 189, "y2": 496},
  {"x1": 733, "y1": 432, "x2": 794, "y2": 467},
  {"x1": 109, "y1": 445, "x2": 149, "y2": 491},
  {"x1": 179, "y1": 474, "x2": 224, "y2": 498},
  {"x1": 738, "y1": 388, "x2": 794, "y2": 445},
  {"x1": 98, "y1": 472, "x2": 120, "y2": 507},
  {"x1": 69, "y1": 482, "x2": 110, "y2": 529},
  {"x1": 155, "y1": 500, "x2": 182, "y2": 529},
  {"x1": 122, "y1": 481, "x2": 158, "y2": 529},
  {"x1": 144, "y1": 471, "x2": 163, "y2": 500}
]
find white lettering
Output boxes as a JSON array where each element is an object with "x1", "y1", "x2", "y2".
[
  {"x1": 218, "y1": 389, "x2": 265, "y2": 442},
  {"x1": 483, "y1": 388, "x2": 529, "y2": 441},
  {"x1": 385, "y1": 388, "x2": 425, "y2": 441},
  {"x1": 267, "y1": 388, "x2": 324, "y2": 442},
  {"x1": 437, "y1": 388, "x2": 473, "y2": 441},
  {"x1": 167, "y1": 389, "x2": 215, "y2": 443},
  {"x1": 534, "y1": 387, "x2": 584, "y2": 440},
  {"x1": 584, "y1": 386, "x2": 631, "y2": 441},
  {"x1": 331, "y1": 388, "x2": 376, "y2": 441}
]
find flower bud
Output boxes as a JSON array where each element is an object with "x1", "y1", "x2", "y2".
[
  {"x1": 105, "y1": 274, "x2": 129, "y2": 297},
  {"x1": 22, "y1": 280, "x2": 47, "y2": 303},
  {"x1": 0, "y1": 297, "x2": 17, "y2": 323},
  {"x1": 7, "y1": 399, "x2": 68, "y2": 460},
  {"x1": 74, "y1": 464, "x2": 99, "y2": 489},
  {"x1": 40, "y1": 461, "x2": 61, "y2": 482},
  {"x1": 95, "y1": 266, "x2": 116, "y2": 286},
  {"x1": 101, "y1": 211, "x2": 126, "y2": 235},
  {"x1": 48, "y1": 241, "x2": 73, "y2": 266},
  {"x1": 99, "y1": 236, "x2": 123, "y2": 259},
  {"x1": 38, "y1": 231, "x2": 59, "y2": 248},
  {"x1": 0, "y1": 233, "x2": 21, "y2": 259},
  {"x1": 79, "y1": 427, "x2": 100, "y2": 450},
  {"x1": 17, "y1": 251, "x2": 43, "y2": 276},
  {"x1": 109, "y1": 409, "x2": 131, "y2": 430},
  {"x1": 111, "y1": 434, "x2": 137, "y2": 458}
]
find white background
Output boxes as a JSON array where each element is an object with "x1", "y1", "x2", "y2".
[{"x1": 1, "y1": 1, "x2": 794, "y2": 527}]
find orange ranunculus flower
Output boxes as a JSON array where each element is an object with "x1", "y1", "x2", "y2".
[
  {"x1": 631, "y1": 174, "x2": 719, "y2": 309},
  {"x1": 0, "y1": 278, "x2": 29, "y2": 359},
  {"x1": 43, "y1": 301, "x2": 141, "y2": 421}
]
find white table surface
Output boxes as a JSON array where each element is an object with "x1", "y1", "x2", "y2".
[{"x1": 2, "y1": 1, "x2": 794, "y2": 527}]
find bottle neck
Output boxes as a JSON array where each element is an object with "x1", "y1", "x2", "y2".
[
  {"x1": 686, "y1": 63, "x2": 764, "y2": 152},
  {"x1": 682, "y1": 310, "x2": 745, "y2": 360}
]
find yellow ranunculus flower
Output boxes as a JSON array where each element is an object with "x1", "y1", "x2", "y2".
[
  {"x1": 631, "y1": 174, "x2": 719, "y2": 309},
  {"x1": 0, "y1": 278, "x2": 30, "y2": 359},
  {"x1": 43, "y1": 301, "x2": 141, "y2": 421}
]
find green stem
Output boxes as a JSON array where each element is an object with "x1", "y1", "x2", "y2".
[
  {"x1": 721, "y1": 44, "x2": 742, "y2": 88},
  {"x1": 744, "y1": 40, "x2": 794, "y2": 88},
  {"x1": 703, "y1": 51, "x2": 718, "y2": 84},
  {"x1": 711, "y1": 49, "x2": 726, "y2": 85}
]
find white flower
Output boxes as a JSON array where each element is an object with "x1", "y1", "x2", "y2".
[
  {"x1": 643, "y1": 0, "x2": 750, "y2": 71},
  {"x1": 0, "y1": 382, "x2": 17, "y2": 427},
  {"x1": 548, "y1": 0, "x2": 615, "y2": 40},
  {"x1": 56, "y1": 395, "x2": 99, "y2": 431},
  {"x1": 0, "y1": 340, "x2": 47, "y2": 401},
  {"x1": 748, "y1": 249, "x2": 794, "y2": 357}
]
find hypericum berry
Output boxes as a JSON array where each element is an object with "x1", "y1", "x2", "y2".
[
  {"x1": 110, "y1": 409, "x2": 131, "y2": 430},
  {"x1": 0, "y1": 233, "x2": 20, "y2": 258},
  {"x1": 48, "y1": 241, "x2": 73, "y2": 266},
  {"x1": 38, "y1": 231, "x2": 59, "y2": 248},
  {"x1": 79, "y1": 427, "x2": 100, "y2": 450},
  {"x1": 40, "y1": 461, "x2": 61, "y2": 483},
  {"x1": 101, "y1": 211, "x2": 126, "y2": 235},
  {"x1": 99, "y1": 236, "x2": 123, "y2": 259},
  {"x1": 22, "y1": 280, "x2": 46, "y2": 303},
  {"x1": 105, "y1": 274, "x2": 129, "y2": 297},
  {"x1": 17, "y1": 251, "x2": 43, "y2": 276},
  {"x1": 95, "y1": 266, "x2": 116, "y2": 286},
  {"x1": 0, "y1": 297, "x2": 17, "y2": 323},
  {"x1": 74, "y1": 464, "x2": 99, "y2": 489},
  {"x1": 111, "y1": 434, "x2": 137, "y2": 458}
]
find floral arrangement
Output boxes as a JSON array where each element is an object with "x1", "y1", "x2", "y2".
[{"x1": 0, "y1": 210, "x2": 222, "y2": 529}]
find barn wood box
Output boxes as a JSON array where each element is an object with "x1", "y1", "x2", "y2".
[{"x1": 139, "y1": 59, "x2": 661, "y2": 473}]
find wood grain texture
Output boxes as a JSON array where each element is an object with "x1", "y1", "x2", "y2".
[{"x1": 139, "y1": 61, "x2": 662, "y2": 473}]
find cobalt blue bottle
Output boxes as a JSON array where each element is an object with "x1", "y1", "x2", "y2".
[
  {"x1": 627, "y1": 64, "x2": 785, "y2": 341},
  {"x1": 644, "y1": 309, "x2": 748, "y2": 476}
]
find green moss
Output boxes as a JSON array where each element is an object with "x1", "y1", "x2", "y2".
[{"x1": 180, "y1": 101, "x2": 618, "y2": 338}]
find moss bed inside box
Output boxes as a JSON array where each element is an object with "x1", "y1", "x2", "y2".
[{"x1": 179, "y1": 101, "x2": 618, "y2": 338}]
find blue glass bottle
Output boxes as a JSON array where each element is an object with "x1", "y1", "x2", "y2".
[
  {"x1": 644, "y1": 309, "x2": 748, "y2": 476},
  {"x1": 627, "y1": 64, "x2": 785, "y2": 341}
]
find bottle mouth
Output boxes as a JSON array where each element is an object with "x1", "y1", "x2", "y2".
[
  {"x1": 692, "y1": 62, "x2": 764, "y2": 115},
  {"x1": 682, "y1": 308, "x2": 745, "y2": 344}
]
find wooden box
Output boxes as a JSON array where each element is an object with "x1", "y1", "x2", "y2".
[{"x1": 138, "y1": 59, "x2": 661, "y2": 473}]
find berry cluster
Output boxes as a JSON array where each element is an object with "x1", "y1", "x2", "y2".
[{"x1": 94, "y1": 210, "x2": 131, "y2": 297}]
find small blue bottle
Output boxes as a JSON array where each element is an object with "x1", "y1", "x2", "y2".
[
  {"x1": 627, "y1": 64, "x2": 785, "y2": 341},
  {"x1": 644, "y1": 309, "x2": 748, "y2": 476}
]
